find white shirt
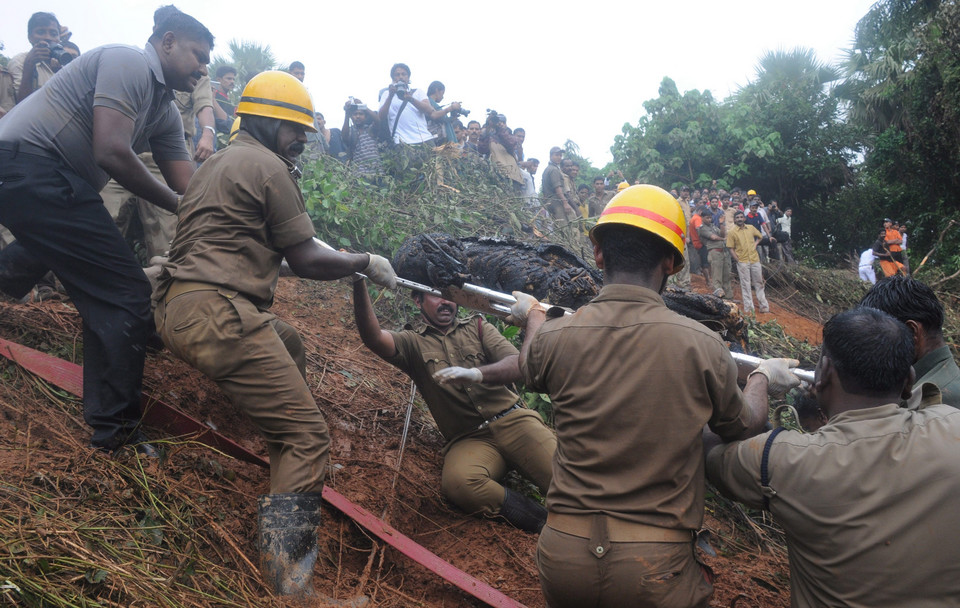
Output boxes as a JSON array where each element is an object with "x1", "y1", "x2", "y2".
[
  {"x1": 859, "y1": 248, "x2": 875, "y2": 267},
  {"x1": 378, "y1": 85, "x2": 433, "y2": 145}
]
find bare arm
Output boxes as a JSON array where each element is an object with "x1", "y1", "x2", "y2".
[
  {"x1": 155, "y1": 159, "x2": 196, "y2": 195},
  {"x1": 195, "y1": 106, "x2": 216, "y2": 161},
  {"x1": 517, "y1": 308, "x2": 547, "y2": 373},
  {"x1": 476, "y1": 354, "x2": 522, "y2": 385},
  {"x1": 15, "y1": 46, "x2": 49, "y2": 101},
  {"x1": 378, "y1": 87, "x2": 394, "y2": 123},
  {"x1": 282, "y1": 238, "x2": 370, "y2": 281},
  {"x1": 351, "y1": 278, "x2": 397, "y2": 359},
  {"x1": 92, "y1": 106, "x2": 181, "y2": 213}
]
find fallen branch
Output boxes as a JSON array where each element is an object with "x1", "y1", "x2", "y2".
[{"x1": 915, "y1": 219, "x2": 958, "y2": 274}]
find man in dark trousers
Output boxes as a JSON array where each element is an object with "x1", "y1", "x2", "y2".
[{"x1": 0, "y1": 11, "x2": 213, "y2": 454}]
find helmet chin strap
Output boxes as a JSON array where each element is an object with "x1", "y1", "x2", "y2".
[{"x1": 239, "y1": 115, "x2": 282, "y2": 154}]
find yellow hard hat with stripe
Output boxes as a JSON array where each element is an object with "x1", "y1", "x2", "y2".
[
  {"x1": 589, "y1": 184, "x2": 687, "y2": 274},
  {"x1": 229, "y1": 116, "x2": 241, "y2": 142},
  {"x1": 237, "y1": 71, "x2": 317, "y2": 132}
]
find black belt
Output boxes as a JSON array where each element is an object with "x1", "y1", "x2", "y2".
[
  {"x1": 0, "y1": 141, "x2": 62, "y2": 161},
  {"x1": 477, "y1": 403, "x2": 521, "y2": 430}
]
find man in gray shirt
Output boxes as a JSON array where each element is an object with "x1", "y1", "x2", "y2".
[{"x1": 0, "y1": 11, "x2": 213, "y2": 455}]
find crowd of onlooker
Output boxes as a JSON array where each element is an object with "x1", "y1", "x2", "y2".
[{"x1": 859, "y1": 218, "x2": 909, "y2": 284}]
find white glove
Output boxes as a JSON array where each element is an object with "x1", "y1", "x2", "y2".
[
  {"x1": 363, "y1": 254, "x2": 397, "y2": 289},
  {"x1": 432, "y1": 366, "x2": 483, "y2": 386},
  {"x1": 506, "y1": 291, "x2": 541, "y2": 327},
  {"x1": 749, "y1": 358, "x2": 801, "y2": 395}
]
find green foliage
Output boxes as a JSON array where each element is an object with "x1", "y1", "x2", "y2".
[{"x1": 301, "y1": 146, "x2": 537, "y2": 258}]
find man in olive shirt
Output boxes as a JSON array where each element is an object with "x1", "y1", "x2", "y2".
[
  {"x1": 0, "y1": 12, "x2": 210, "y2": 454},
  {"x1": 153, "y1": 70, "x2": 396, "y2": 596},
  {"x1": 706, "y1": 307, "x2": 960, "y2": 606},
  {"x1": 699, "y1": 210, "x2": 732, "y2": 298},
  {"x1": 540, "y1": 146, "x2": 575, "y2": 220},
  {"x1": 726, "y1": 210, "x2": 769, "y2": 314},
  {"x1": 352, "y1": 283, "x2": 556, "y2": 533},
  {"x1": 860, "y1": 276, "x2": 960, "y2": 408},
  {"x1": 511, "y1": 185, "x2": 795, "y2": 608}
]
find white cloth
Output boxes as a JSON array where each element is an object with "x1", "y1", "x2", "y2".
[
  {"x1": 859, "y1": 248, "x2": 875, "y2": 267},
  {"x1": 378, "y1": 86, "x2": 433, "y2": 145},
  {"x1": 859, "y1": 266, "x2": 877, "y2": 284},
  {"x1": 901, "y1": 232, "x2": 907, "y2": 250},
  {"x1": 776, "y1": 215, "x2": 791, "y2": 236},
  {"x1": 519, "y1": 168, "x2": 536, "y2": 205}
]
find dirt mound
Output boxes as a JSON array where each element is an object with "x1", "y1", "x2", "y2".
[{"x1": 0, "y1": 279, "x2": 791, "y2": 607}]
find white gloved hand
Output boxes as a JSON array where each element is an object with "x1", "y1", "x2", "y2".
[
  {"x1": 363, "y1": 254, "x2": 397, "y2": 289},
  {"x1": 432, "y1": 366, "x2": 483, "y2": 386},
  {"x1": 749, "y1": 358, "x2": 802, "y2": 395},
  {"x1": 506, "y1": 291, "x2": 541, "y2": 327}
]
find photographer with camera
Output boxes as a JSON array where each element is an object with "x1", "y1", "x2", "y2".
[
  {"x1": 377, "y1": 63, "x2": 436, "y2": 147},
  {"x1": 341, "y1": 97, "x2": 382, "y2": 176},
  {"x1": 478, "y1": 110, "x2": 523, "y2": 188},
  {"x1": 8, "y1": 12, "x2": 73, "y2": 102},
  {"x1": 426, "y1": 81, "x2": 466, "y2": 145}
]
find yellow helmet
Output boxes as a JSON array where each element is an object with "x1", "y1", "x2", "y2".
[
  {"x1": 747, "y1": 189, "x2": 757, "y2": 196},
  {"x1": 589, "y1": 184, "x2": 687, "y2": 274},
  {"x1": 237, "y1": 70, "x2": 317, "y2": 132},
  {"x1": 617, "y1": 181, "x2": 631, "y2": 192},
  {"x1": 228, "y1": 116, "x2": 241, "y2": 142}
]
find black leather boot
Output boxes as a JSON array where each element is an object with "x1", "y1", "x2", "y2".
[{"x1": 500, "y1": 488, "x2": 547, "y2": 533}]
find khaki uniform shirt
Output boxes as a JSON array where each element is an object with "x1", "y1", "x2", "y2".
[
  {"x1": 154, "y1": 132, "x2": 316, "y2": 309},
  {"x1": 726, "y1": 224, "x2": 762, "y2": 263},
  {"x1": 8, "y1": 51, "x2": 56, "y2": 98},
  {"x1": 699, "y1": 223, "x2": 725, "y2": 250},
  {"x1": 521, "y1": 284, "x2": 750, "y2": 530},
  {"x1": 0, "y1": 69, "x2": 16, "y2": 115},
  {"x1": 586, "y1": 191, "x2": 613, "y2": 217},
  {"x1": 707, "y1": 403, "x2": 960, "y2": 607},
  {"x1": 907, "y1": 345, "x2": 960, "y2": 409},
  {"x1": 174, "y1": 75, "x2": 213, "y2": 139},
  {"x1": 388, "y1": 317, "x2": 521, "y2": 443},
  {"x1": 540, "y1": 162, "x2": 564, "y2": 207}
]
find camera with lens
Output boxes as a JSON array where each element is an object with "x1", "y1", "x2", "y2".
[
  {"x1": 347, "y1": 102, "x2": 368, "y2": 114},
  {"x1": 393, "y1": 82, "x2": 410, "y2": 98},
  {"x1": 38, "y1": 41, "x2": 73, "y2": 66},
  {"x1": 450, "y1": 107, "x2": 470, "y2": 119}
]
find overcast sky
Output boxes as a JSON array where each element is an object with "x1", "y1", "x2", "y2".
[{"x1": 2, "y1": 0, "x2": 877, "y2": 171}]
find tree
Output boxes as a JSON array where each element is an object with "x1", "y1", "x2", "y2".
[{"x1": 209, "y1": 39, "x2": 277, "y2": 102}]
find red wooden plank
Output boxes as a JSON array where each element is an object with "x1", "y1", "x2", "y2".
[{"x1": 0, "y1": 336, "x2": 527, "y2": 608}]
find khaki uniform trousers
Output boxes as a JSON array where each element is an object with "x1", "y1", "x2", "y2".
[
  {"x1": 708, "y1": 248, "x2": 732, "y2": 297},
  {"x1": 441, "y1": 408, "x2": 556, "y2": 517},
  {"x1": 670, "y1": 246, "x2": 692, "y2": 288},
  {"x1": 155, "y1": 287, "x2": 330, "y2": 494},
  {"x1": 537, "y1": 521, "x2": 712, "y2": 608},
  {"x1": 99, "y1": 148, "x2": 187, "y2": 260}
]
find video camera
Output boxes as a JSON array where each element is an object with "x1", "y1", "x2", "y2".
[
  {"x1": 485, "y1": 109, "x2": 506, "y2": 126},
  {"x1": 394, "y1": 82, "x2": 410, "y2": 99},
  {"x1": 451, "y1": 107, "x2": 470, "y2": 119},
  {"x1": 38, "y1": 41, "x2": 73, "y2": 66},
  {"x1": 346, "y1": 97, "x2": 369, "y2": 114}
]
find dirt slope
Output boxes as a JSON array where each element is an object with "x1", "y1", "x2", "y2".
[{"x1": 0, "y1": 278, "x2": 795, "y2": 607}]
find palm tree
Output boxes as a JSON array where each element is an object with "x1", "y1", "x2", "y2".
[{"x1": 210, "y1": 39, "x2": 277, "y2": 102}]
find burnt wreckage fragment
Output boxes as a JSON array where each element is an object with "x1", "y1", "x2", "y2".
[{"x1": 393, "y1": 233, "x2": 746, "y2": 347}]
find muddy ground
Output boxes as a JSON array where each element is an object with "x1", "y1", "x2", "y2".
[{"x1": 0, "y1": 275, "x2": 810, "y2": 607}]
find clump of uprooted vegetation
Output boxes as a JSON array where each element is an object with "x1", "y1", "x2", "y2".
[
  {"x1": 300, "y1": 145, "x2": 592, "y2": 262},
  {"x1": 0, "y1": 366, "x2": 283, "y2": 607}
]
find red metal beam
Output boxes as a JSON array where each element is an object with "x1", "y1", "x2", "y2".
[{"x1": 0, "y1": 336, "x2": 526, "y2": 608}]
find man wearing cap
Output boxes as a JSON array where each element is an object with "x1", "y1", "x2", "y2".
[
  {"x1": 509, "y1": 185, "x2": 796, "y2": 607},
  {"x1": 153, "y1": 70, "x2": 397, "y2": 597},
  {"x1": 705, "y1": 307, "x2": 960, "y2": 605},
  {"x1": 351, "y1": 282, "x2": 556, "y2": 533},
  {"x1": 0, "y1": 10, "x2": 212, "y2": 455},
  {"x1": 727, "y1": 210, "x2": 770, "y2": 314}
]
